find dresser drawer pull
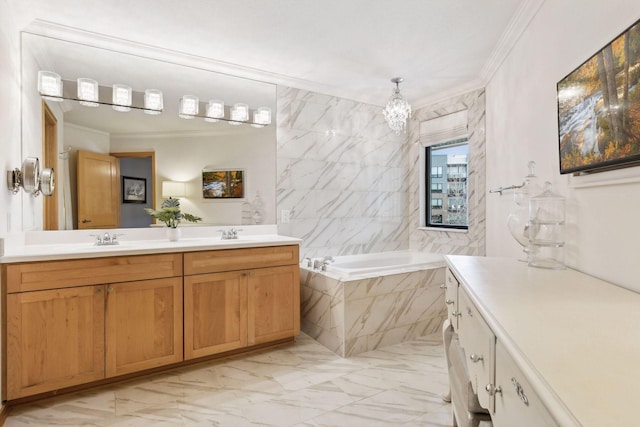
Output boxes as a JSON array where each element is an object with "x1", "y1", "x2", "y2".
[
  {"x1": 445, "y1": 299, "x2": 454, "y2": 305},
  {"x1": 451, "y1": 310, "x2": 462, "y2": 317},
  {"x1": 511, "y1": 378, "x2": 529, "y2": 406},
  {"x1": 467, "y1": 308, "x2": 473, "y2": 316},
  {"x1": 485, "y1": 383, "x2": 502, "y2": 396},
  {"x1": 440, "y1": 284, "x2": 447, "y2": 289},
  {"x1": 469, "y1": 353, "x2": 483, "y2": 363}
]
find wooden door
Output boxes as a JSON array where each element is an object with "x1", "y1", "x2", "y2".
[
  {"x1": 247, "y1": 265, "x2": 300, "y2": 346},
  {"x1": 184, "y1": 271, "x2": 248, "y2": 359},
  {"x1": 77, "y1": 150, "x2": 120, "y2": 229},
  {"x1": 105, "y1": 277, "x2": 183, "y2": 377},
  {"x1": 6, "y1": 285, "x2": 106, "y2": 399},
  {"x1": 42, "y1": 101, "x2": 58, "y2": 230}
]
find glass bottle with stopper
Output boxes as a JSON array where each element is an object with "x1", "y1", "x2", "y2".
[{"x1": 528, "y1": 181, "x2": 566, "y2": 269}]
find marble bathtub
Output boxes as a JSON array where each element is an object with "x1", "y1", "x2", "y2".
[{"x1": 300, "y1": 251, "x2": 447, "y2": 357}]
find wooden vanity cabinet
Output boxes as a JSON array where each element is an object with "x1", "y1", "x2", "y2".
[
  {"x1": 4, "y1": 254, "x2": 183, "y2": 400},
  {"x1": 105, "y1": 277, "x2": 183, "y2": 377},
  {"x1": 183, "y1": 245, "x2": 300, "y2": 360},
  {"x1": 6, "y1": 285, "x2": 106, "y2": 399}
]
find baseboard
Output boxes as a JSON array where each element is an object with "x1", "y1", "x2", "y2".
[{"x1": 0, "y1": 403, "x2": 9, "y2": 426}]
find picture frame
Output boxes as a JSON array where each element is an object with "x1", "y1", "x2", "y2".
[
  {"x1": 202, "y1": 169, "x2": 245, "y2": 199},
  {"x1": 122, "y1": 176, "x2": 147, "y2": 203},
  {"x1": 557, "y1": 18, "x2": 640, "y2": 174}
]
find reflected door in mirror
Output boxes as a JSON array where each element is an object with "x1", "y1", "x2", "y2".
[{"x1": 77, "y1": 150, "x2": 120, "y2": 229}]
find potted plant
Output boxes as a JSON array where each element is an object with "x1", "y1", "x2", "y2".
[{"x1": 145, "y1": 197, "x2": 201, "y2": 240}]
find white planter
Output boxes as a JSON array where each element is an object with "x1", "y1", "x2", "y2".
[{"x1": 166, "y1": 227, "x2": 181, "y2": 241}]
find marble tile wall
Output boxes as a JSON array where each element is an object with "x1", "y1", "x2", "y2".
[
  {"x1": 276, "y1": 87, "x2": 411, "y2": 259},
  {"x1": 301, "y1": 267, "x2": 446, "y2": 357},
  {"x1": 408, "y1": 89, "x2": 487, "y2": 255}
]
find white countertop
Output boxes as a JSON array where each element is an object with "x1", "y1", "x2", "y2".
[
  {"x1": 445, "y1": 255, "x2": 640, "y2": 427},
  {"x1": 0, "y1": 225, "x2": 302, "y2": 263}
]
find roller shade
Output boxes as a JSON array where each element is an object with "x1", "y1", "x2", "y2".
[{"x1": 419, "y1": 110, "x2": 468, "y2": 145}]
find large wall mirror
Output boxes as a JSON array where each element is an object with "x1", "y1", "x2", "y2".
[{"x1": 21, "y1": 31, "x2": 277, "y2": 231}]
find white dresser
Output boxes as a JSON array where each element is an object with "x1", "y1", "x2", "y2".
[{"x1": 445, "y1": 255, "x2": 640, "y2": 427}]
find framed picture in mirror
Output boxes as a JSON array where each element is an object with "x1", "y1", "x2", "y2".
[
  {"x1": 202, "y1": 169, "x2": 244, "y2": 199},
  {"x1": 122, "y1": 176, "x2": 147, "y2": 203}
]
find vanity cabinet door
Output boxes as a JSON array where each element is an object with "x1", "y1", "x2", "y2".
[
  {"x1": 445, "y1": 269, "x2": 460, "y2": 331},
  {"x1": 493, "y1": 340, "x2": 557, "y2": 427},
  {"x1": 105, "y1": 277, "x2": 183, "y2": 377},
  {"x1": 458, "y1": 287, "x2": 495, "y2": 412},
  {"x1": 7, "y1": 285, "x2": 106, "y2": 399},
  {"x1": 247, "y1": 265, "x2": 300, "y2": 346},
  {"x1": 184, "y1": 271, "x2": 248, "y2": 359}
]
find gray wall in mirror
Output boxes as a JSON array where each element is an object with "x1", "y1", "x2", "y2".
[{"x1": 21, "y1": 32, "x2": 277, "y2": 231}]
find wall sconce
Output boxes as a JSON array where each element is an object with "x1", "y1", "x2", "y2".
[
  {"x1": 8, "y1": 157, "x2": 55, "y2": 196},
  {"x1": 251, "y1": 107, "x2": 272, "y2": 128},
  {"x1": 162, "y1": 181, "x2": 187, "y2": 199}
]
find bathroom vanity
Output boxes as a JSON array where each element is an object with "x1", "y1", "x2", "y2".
[
  {"x1": 1, "y1": 227, "x2": 301, "y2": 401},
  {"x1": 444, "y1": 255, "x2": 640, "y2": 426}
]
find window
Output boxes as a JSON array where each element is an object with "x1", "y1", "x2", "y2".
[{"x1": 425, "y1": 138, "x2": 469, "y2": 229}]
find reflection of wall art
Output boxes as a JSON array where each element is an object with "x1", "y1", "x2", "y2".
[
  {"x1": 122, "y1": 176, "x2": 147, "y2": 203},
  {"x1": 202, "y1": 169, "x2": 244, "y2": 199},
  {"x1": 557, "y1": 18, "x2": 640, "y2": 174}
]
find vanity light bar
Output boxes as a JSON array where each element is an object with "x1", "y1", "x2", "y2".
[
  {"x1": 37, "y1": 74, "x2": 164, "y2": 114},
  {"x1": 179, "y1": 100, "x2": 272, "y2": 127}
]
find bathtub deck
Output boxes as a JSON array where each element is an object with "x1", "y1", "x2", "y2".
[{"x1": 300, "y1": 265, "x2": 447, "y2": 357}]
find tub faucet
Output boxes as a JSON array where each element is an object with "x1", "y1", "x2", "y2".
[{"x1": 302, "y1": 257, "x2": 312, "y2": 267}]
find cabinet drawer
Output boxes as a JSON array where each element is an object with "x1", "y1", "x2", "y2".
[
  {"x1": 445, "y1": 269, "x2": 459, "y2": 331},
  {"x1": 493, "y1": 340, "x2": 557, "y2": 427},
  {"x1": 184, "y1": 245, "x2": 299, "y2": 275},
  {"x1": 6, "y1": 254, "x2": 183, "y2": 293},
  {"x1": 458, "y1": 287, "x2": 495, "y2": 411}
]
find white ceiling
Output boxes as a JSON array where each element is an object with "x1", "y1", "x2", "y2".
[{"x1": 9, "y1": 0, "x2": 540, "y2": 107}]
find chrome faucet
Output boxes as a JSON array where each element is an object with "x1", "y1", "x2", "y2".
[
  {"x1": 219, "y1": 227, "x2": 242, "y2": 240},
  {"x1": 91, "y1": 232, "x2": 122, "y2": 246}
]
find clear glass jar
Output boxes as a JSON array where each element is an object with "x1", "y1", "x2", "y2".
[{"x1": 528, "y1": 182, "x2": 565, "y2": 269}]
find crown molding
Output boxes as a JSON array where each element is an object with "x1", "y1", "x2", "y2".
[
  {"x1": 479, "y1": 0, "x2": 546, "y2": 85},
  {"x1": 22, "y1": 20, "x2": 382, "y2": 106}
]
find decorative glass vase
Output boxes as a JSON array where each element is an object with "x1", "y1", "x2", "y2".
[
  {"x1": 166, "y1": 227, "x2": 181, "y2": 242},
  {"x1": 506, "y1": 161, "x2": 539, "y2": 260}
]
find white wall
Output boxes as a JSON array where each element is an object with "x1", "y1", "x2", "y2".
[
  {"x1": 486, "y1": 0, "x2": 640, "y2": 291},
  {"x1": 110, "y1": 128, "x2": 276, "y2": 226}
]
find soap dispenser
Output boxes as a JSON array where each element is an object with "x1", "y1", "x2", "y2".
[{"x1": 528, "y1": 181, "x2": 565, "y2": 269}]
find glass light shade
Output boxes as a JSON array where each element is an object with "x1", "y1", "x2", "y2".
[
  {"x1": 144, "y1": 89, "x2": 163, "y2": 114},
  {"x1": 256, "y1": 107, "x2": 271, "y2": 125},
  {"x1": 234, "y1": 103, "x2": 249, "y2": 121},
  {"x1": 179, "y1": 95, "x2": 199, "y2": 119},
  {"x1": 162, "y1": 181, "x2": 187, "y2": 198},
  {"x1": 112, "y1": 84, "x2": 132, "y2": 112},
  {"x1": 77, "y1": 78, "x2": 99, "y2": 107},
  {"x1": 205, "y1": 99, "x2": 224, "y2": 122},
  {"x1": 251, "y1": 111, "x2": 265, "y2": 128},
  {"x1": 37, "y1": 71, "x2": 63, "y2": 101}
]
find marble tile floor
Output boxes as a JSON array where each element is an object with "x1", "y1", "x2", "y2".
[{"x1": 5, "y1": 333, "x2": 452, "y2": 427}]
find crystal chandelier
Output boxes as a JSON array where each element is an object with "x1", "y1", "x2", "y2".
[{"x1": 382, "y1": 77, "x2": 412, "y2": 134}]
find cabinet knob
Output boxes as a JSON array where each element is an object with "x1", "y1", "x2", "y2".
[
  {"x1": 107, "y1": 287, "x2": 113, "y2": 293},
  {"x1": 485, "y1": 383, "x2": 502, "y2": 396},
  {"x1": 96, "y1": 288, "x2": 102, "y2": 294},
  {"x1": 445, "y1": 299, "x2": 454, "y2": 305},
  {"x1": 469, "y1": 353, "x2": 483, "y2": 363},
  {"x1": 467, "y1": 308, "x2": 473, "y2": 317},
  {"x1": 440, "y1": 284, "x2": 447, "y2": 289},
  {"x1": 249, "y1": 272, "x2": 255, "y2": 277},
  {"x1": 451, "y1": 310, "x2": 462, "y2": 317},
  {"x1": 241, "y1": 272, "x2": 247, "y2": 277}
]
